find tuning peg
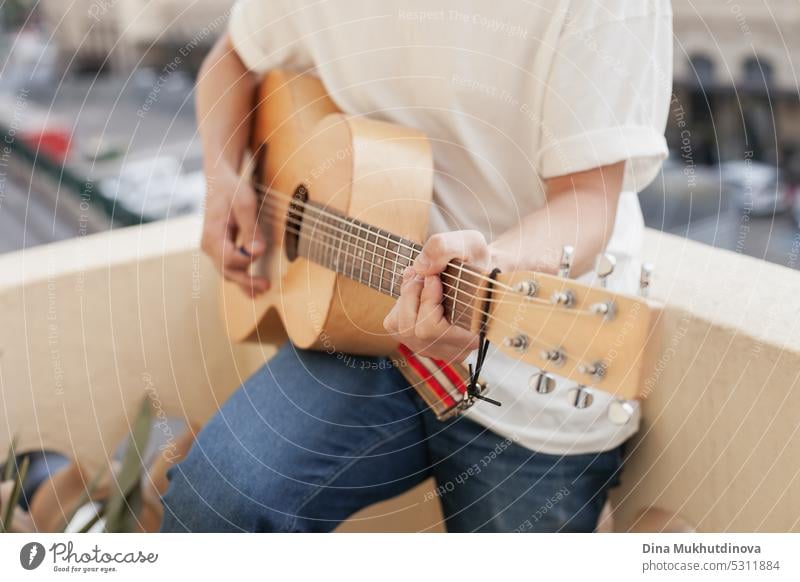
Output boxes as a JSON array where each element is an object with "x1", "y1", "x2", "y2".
[
  {"x1": 594, "y1": 253, "x2": 616, "y2": 288},
  {"x1": 539, "y1": 348, "x2": 566, "y2": 367},
  {"x1": 567, "y1": 386, "x2": 594, "y2": 409},
  {"x1": 558, "y1": 245, "x2": 575, "y2": 278},
  {"x1": 639, "y1": 262, "x2": 654, "y2": 297},
  {"x1": 607, "y1": 399, "x2": 635, "y2": 425},
  {"x1": 503, "y1": 334, "x2": 530, "y2": 353},
  {"x1": 578, "y1": 361, "x2": 607, "y2": 381},
  {"x1": 513, "y1": 280, "x2": 539, "y2": 297},
  {"x1": 529, "y1": 372, "x2": 556, "y2": 394}
]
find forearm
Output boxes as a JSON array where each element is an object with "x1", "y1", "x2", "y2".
[
  {"x1": 196, "y1": 33, "x2": 257, "y2": 174},
  {"x1": 489, "y1": 162, "x2": 624, "y2": 276}
]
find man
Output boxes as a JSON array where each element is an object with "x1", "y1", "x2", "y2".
[{"x1": 162, "y1": 0, "x2": 672, "y2": 532}]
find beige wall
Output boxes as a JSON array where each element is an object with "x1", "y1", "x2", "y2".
[{"x1": 1, "y1": 216, "x2": 799, "y2": 531}]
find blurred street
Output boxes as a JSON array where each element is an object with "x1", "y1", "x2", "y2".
[
  {"x1": 2, "y1": 0, "x2": 800, "y2": 271},
  {"x1": 3, "y1": 71, "x2": 800, "y2": 270}
]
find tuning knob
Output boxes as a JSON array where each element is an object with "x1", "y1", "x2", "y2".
[
  {"x1": 558, "y1": 245, "x2": 575, "y2": 278},
  {"x1": 567, "y1": 386, "x2": 594, "y2": 409},
  {"x1": 550, "y1": 289, "x2": 575, "y2": 307},
  {"x1": 503, "y1": 334, "x2": 529, "y2": 353},
  {"x1": 607, "y1": 399, "x2": 635, "y2": 425},
  {"x1": 513, "y1": 280, "x2": 539, "y2": 297},
  {"x1": 594, "y1": 253, "x2": 616, "y2": 288},
  {"x1": 539, "y1": 348, "x2": 566, "y2": 367},
  {"x1": 639, "y1": 262, "x2": 654, "y2": 297},
  {"x1": 578, "y1": 361, "x2": 606, "y2": 381},
  {"x1": 529, "y1": 372, "x2": 556, "y2": 394}
]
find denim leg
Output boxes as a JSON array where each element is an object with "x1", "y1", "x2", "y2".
[
  {"x1": 161, "y1": 345, "x2": 430, "y2": 532},
  {"x1": 424, "y1": 414, "x2": 624, "y2": 532}
]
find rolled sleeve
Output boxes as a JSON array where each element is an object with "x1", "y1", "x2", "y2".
[
  {"x1": 536, "y1": 3, "x2": 673, "y2": 192},
  {"x1": 229, "y1": 0, "x2": 310, "y2": 74}
]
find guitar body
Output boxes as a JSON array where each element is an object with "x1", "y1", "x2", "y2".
[{"x1": 221, "y1": 70, "x2": 434, "y2": 355}]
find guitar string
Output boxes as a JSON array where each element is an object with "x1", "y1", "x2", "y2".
[
  {"x1": 253, "y1": 189, "x2": 607, "y2": 315},
  {"x1": 255, "y1": 186, "x2": 521, "y2": 300},
  {"x1": 253, "y1": 196, "x2": 598, "y2": 325},
  {"x1": 252, "y1": 182, "x2": 525, "y2": 293},
  {"x1": 256, "y1": 194, "x2": 602, "y2": 315}
]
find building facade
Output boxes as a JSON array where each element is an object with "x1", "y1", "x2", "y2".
[{"x1": 671, "y1": 0, "x2": 800, "y2": 173}]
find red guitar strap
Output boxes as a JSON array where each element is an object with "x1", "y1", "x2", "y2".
[
  {"x1": 391, "y1": 344, "x2": 472, "y2": 420},
  {"x1": 391, "y1": 268, "x2": 504, "y2": 420}
]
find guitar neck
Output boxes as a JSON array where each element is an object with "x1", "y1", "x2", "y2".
[{"x1": 296, "y1": 202, "x2": 482, "y2": 331}]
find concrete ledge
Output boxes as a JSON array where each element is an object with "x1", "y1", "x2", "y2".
[
  {"x1": 1, "y1": 216, "x2": 798, "y2": 531},
  {"x1": 612, "y1": 231, "x2": 800, "y2": 532}
]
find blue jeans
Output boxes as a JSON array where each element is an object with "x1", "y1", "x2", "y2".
[{"x1": 161, "y1": 344, "x2": 623, "y2": 532}]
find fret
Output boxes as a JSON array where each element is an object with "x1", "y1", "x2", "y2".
[
  {"x1": 386, "y1": 233, "x2": 396, "y2": 297},
  {"x1": 356, "y1": 221, "x2": 367, "y2": 286},
  {"x1": 310, "y1": 213, "x2": 321, "y2": 265},
  {"x1": 452, "y1": 261, "x2": 464, "y2": 325},
  {"x1": 317, "y1": 212, "x2": 329, "y2": 270},
  {"x1": 334, "y1": 214, "x2": 345, "y2": 273},
  {"x1": 328, "y1": 214, "x2": 336, "y2": 271},
  {"x1": 380, "y1": 236, "x2": 392, "y2": 295},
  {"x1": 352, "y1": 222, "x2": 361, "y2": 280},
  {"x1": 390, "y1": 234, "x2": 404, "y2": 298},
  {"x1": 366, "y1": 224, "x2": 379, "y2": 291},
  {"x1": 345, "y1": 220, "x2": 355, "y2": 279}
]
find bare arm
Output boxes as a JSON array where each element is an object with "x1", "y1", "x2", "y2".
[
  {"x1": 490, "y1": 162, "x2": 624, "y2": 275},
  {"x1": 197, "y1": 33, "x2": 268, "y2": 295},
  {"x1": 384, "y1": 162, "x2": 625, "y2": 360}
]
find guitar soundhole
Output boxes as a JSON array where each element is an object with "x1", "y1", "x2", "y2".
[{"x1": 284, "y1": 184, "x2": 308, "y2": 262}]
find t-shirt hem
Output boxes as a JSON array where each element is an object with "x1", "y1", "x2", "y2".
[
  {"x1": 536, "y1": 125, "x2": 668, "y2": 192},
  {"x1": 464, "y1": 407, "x2": 641, "y2": 456}
]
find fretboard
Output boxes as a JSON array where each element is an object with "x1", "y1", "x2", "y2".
[{"x1": 296, "y1": 203, "x2": 483, "y2": 331}]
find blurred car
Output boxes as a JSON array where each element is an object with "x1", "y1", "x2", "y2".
[
  {"x1": 790, "y1": 185, "x2": 800, "y2": 228},
  {"x1": 720, "y1": 160, "x2": 790, "y2": 216},
  {"x1": 638, "y1": 154, "x2": 722, "y2": 231},
  {"x1": 99, "y1": 156, "x2": 205, "y2": 221}
]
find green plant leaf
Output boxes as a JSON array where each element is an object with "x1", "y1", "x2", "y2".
[
  {"x1": 2, "y1": 436, "x2": 18, "y2": 482},
  {"x1": 1, "y1": 455, "x2": 29, "y2": 533},
  {"x1": 103, "y1": 398, "x2": 152, "y2": 533}
]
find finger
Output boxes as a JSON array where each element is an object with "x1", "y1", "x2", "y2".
[
  {"x1": 396, "y1": 267, "x2": 424, "y2": 335},
  {"x1": 414, "y1": 230, "x2": 490, "y2": 276},
  {"x1": 201, "y1": 214, "x2": 253, "y2": 272},
  {"x1": 383, "y1": 304, "x2": 399, "y2": 334},
  {"x1": 220, "y1": 236, "x2": 255, "y2": 270},
  {"x1": 415, "y1": 275, "x2": 446, "y2": 330},
  {"x1": 419, "y1": 274, "x2": 444, "y2": 308},
  {"x1": 231, "y1": 183, "x2": 266, "y2": 257}
]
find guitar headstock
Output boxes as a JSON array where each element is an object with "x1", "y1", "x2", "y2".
[{"x1": 479, "y1": 255, "x2": 660, "y2": 402}]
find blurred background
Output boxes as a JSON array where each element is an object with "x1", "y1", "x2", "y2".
[{"x1": 1, "y1": 0, "x2": 799, "y2": 268}]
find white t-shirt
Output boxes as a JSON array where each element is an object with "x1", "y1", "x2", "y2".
[{"x1": 229, "y1": 0, "x2": 672, "y2": 454}]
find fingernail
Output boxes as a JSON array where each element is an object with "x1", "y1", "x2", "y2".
[
  {"x1": 251, "y1": 241, "x2": 265, "y2": 253},
  {"x1": 238, "y1": 245, "x2": 252, "y2": 258},
  {"x1": 402, "y1": 267, "x2": 415, "y2": 281},
  {"x1": 415, "y1": 256, "x2": 430, "y2": 271}
]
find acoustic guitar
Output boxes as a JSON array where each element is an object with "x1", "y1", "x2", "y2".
[{"x1": 220, "y1": 69, "x2": 660, "y2": 406}]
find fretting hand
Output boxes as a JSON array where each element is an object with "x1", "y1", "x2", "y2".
[{"x1": 383, "y1": 230, "x2": 500, "y2": 362}]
